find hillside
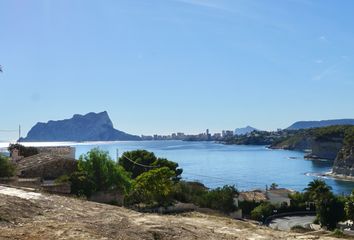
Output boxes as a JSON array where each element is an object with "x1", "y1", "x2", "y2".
[
  {"x1": 20, "y1": 111, "x2": 141, "y2": 142},
  {"x1": 287, "y1": 119, "x2": 354, "y2": 130},
  {"x1": 0, "y1": 186, "x2": 339, "y2": 240},
  {"x1": 271, "y1": 126, "x2": 354, "y2": 160}
]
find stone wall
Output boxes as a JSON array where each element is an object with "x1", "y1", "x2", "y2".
[
  {"x1": 37, "y1": 147, "x2": 76, "y2": 159},
  {"x1": 41, "y1": 183, "x2": 71, "y2": 194},
  {"x1": 89, "y1": 191, "x2": 124, "y2": 206},
  {"x1": 19, "y1": 155, "x2": 77, "y2": 180}
]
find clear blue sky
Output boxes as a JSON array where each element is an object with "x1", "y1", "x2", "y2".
[{"x1": 1, "y1": 0, "x2": 354, "y2": 140}]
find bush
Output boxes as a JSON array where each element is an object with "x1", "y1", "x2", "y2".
[
  {"x1": 0, "y1": 154, "x2": 15, "y2": 178},
  {"x1": 126, "y1": 167, "x2": 175, "y2": 207},
  {"x1": 198, "y1": 185, "x2": 238, "y2": 213},
  {"x1": 172, "y1": 181, "x2": 208, "y2": 203},
  {"x1": 332, "y1": 229, "x2": 345, "y2": 238},
  {"x1": 54, "y1": 174, "x2": 70, "y2": 184},
  {"x1": 251, "y1": 202, "x2": 275, "y2": 221},
  {"x1": 70, "y1": 148, "x2": 131, "y2": 197},
  {"x1": 239, "y1": 201, "x2": 262, "y2": 216}
]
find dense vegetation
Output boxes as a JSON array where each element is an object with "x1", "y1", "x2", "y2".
[
  {"x1": 66, "y1": 149, "x2": 238, "y2": 213},
  {"x1": 70, "y1": 148, "x2": 131, "y2": 197},
  {"x1": 0, "y1": 154, "x2": 15, "y2": 178},
  {"x1": 271, "y1": 125, "x2": 354, "y2": 150},
  {"x1": 8, "y1": 144, "x2": 39, "y2": 157}
]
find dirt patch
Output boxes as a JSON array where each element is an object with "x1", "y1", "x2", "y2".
[{"x1": 0, "y1": 187, "x2": 345, "y2": 240}]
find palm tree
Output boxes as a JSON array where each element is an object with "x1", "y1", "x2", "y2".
[{"x1": 304, "y1": 179, "x2": 332, "y2": 202}]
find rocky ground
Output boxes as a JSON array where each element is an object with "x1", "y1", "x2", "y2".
[{"x1": 0, "y1": 186, "x2": 347, "y2": 240}]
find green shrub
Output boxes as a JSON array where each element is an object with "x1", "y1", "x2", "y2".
[
  {"x1": 251, "y1": 202, "x2": 275, "y2": 221},
  {"x1": 332, "y1": 229, "x2": 345, "y2": 238},
  {"x1": 70, "y1": 148, "x2": 131, "y2": 197},
  {"x1": 172, "y1": 181, "x2": 208, "y2": 203},
  {"x1": 0, "y1": 154, "x2": 15, "y2": 178},
  {"x1": 198, "y1": 185, "x2": 238, "y2": 213},
  {"x1": 126, "y1": 167, "x2": 175, "y2": 207},
  {"x1": 54, "y1": 174, "x2": 70, "y2": 184}
]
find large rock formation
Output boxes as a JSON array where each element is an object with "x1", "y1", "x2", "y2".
[
  {"x1": 332, "y1": 146, "x2": 354, "y2": 176},
  {"x1": 287, "y1": 119, "x2": 354, "y2": 130},
  {"x1": 20, "y1": 111, "x2": 141, "y2": 142},
  {"x1": 234, "y1": 126, "x2": 258, "y2": 136}
]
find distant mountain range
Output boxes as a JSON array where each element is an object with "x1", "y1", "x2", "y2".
[
  {"x1": 234, "y1": 126, "x2": 258, "y2": 135},
  {"x1": 20, "y1": 111, "x2": 141, "y2": 142},
  {"x1": 287, "y1": 119, "x2": 354, "y2": 130}
]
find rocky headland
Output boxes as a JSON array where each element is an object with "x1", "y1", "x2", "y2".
[{"x1": 20, "y1": 111, "x2": 141, "y2": 142}]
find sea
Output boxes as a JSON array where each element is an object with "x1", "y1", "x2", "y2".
[{"x1": 1, "y1": 140, "x2": 354, "y2": 194}]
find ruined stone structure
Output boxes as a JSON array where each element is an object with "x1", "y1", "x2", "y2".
[
  {"x1": 17, "y1": 153, "x2": 77, "y2": 180},
  {"x1": 37, "y1": 146, "x2": 76, "y2": 159}
]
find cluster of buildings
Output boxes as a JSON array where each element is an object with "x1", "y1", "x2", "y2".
[{"x1": 141, "y1": 129, "x2": 237, "y2": 141}]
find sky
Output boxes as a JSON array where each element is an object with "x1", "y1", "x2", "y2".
[{"x1": 1, "y1": 0, "x2": 354, "y2": 141}]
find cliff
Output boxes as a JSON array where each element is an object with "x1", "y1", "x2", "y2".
[
  {"x1": 305, "y1": 140, "x2": 343, "y2": 160},
  {"x1": 271, "y1": 126, "x2": 353, "y2": 160},
  {"x1": 332, "y1": 146, "x2": 354, "y2": 176},
  {"x1": 20, "y1": 111, "x2": 141, "y2": 142}
]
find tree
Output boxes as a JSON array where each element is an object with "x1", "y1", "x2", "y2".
[
  {"x1": 305, "y1": 180, "x2": 344, "y2": 229},
  {"x1": 71, "y1": 148, "x2": 131, "y2": 197},
  {"x1": 316, "y1": 195, "x2": 345, "y2": 230},
  {"x1": 345, "y1": 190, "x2": 354, "y2": 221},
  {"x1": 127, "y1": 167, "x2": 175, "y2": 206},
  {"x1": 0, "y1": 154, "x2": 15, "y2": 178},
  {"x1": 118, "y1": 150, "x2": 182, "y2": 179},
  {"x1": 270, "y1": 183, "x2": 278, "y2": 190},
  {"x1": 304, "y1": 179, "x2": 332, "y2": 202}
]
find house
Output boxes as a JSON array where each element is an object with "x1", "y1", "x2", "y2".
[
  {"x1": 266, "y1": 188, "x2": 293, "y2": 206},
  {"x1": 234, "y1": 190, "x2": 267, "y2": 208},
  {"x1": 234, "y1": 188, "x2": 293, "y2": 218}
]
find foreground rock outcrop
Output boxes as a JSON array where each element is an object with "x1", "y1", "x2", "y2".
[
  {"x1": 20, "y1": 111, "x2": 141, "y2": 142},
  {"x1": 0, "y1": 186, "x2": 341, "y2": 240}
]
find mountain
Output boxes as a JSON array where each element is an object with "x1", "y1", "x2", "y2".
[
  {"x1": 234, "y1": 126, "x2": 258, "y2": 135},
  {"x1": 287, "y1": 119, "x2": 354, "y2": 130},
  {"x1": 20, "y1": 111, "x2": 141, "y2": 142}
]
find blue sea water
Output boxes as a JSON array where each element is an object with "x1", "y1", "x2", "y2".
[
  {"x1": 4, "y1": 140, "x2": 352, "y2": 194},
  {"x1": 70, "y1": 140, "x2": 354, "y2": 195}
]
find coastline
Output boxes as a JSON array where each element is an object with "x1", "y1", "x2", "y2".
[{"x1": 324, "y1": 172, "x2": 354, "y2": 182}]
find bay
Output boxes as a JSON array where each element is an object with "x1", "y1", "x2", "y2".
[{"x1": 3, "y1": 140, "x2": 354, "y2": 194}]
